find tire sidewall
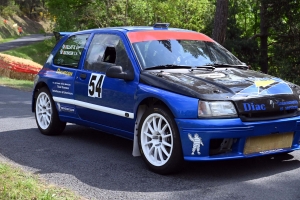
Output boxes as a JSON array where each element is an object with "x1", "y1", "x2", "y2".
[
  {"x1": 138, "y1": 105, "x2": 183, "y2": 174},
  {"x1": 35, "y1": 87, "x2": 64, "y2": 135}
]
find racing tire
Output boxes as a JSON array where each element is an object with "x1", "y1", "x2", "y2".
[
  {"x1": 138, "y1": 105, "x2": 183, "y2": 174},
  {"x1": 35, "y1": 87, "x2": 66, "y2": 135}
]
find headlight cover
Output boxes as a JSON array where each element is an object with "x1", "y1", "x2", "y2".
[{"x1": 198, "y1": 101, "x2": 237, "y2": 118}]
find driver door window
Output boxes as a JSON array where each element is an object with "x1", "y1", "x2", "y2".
[{"x1": 84, "y1": 34, "x2": 133, "y2": 74}]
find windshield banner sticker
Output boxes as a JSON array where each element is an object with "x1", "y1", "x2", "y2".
[{"x1": 188, "y1": 133, "x2": 204, "y2": 155}]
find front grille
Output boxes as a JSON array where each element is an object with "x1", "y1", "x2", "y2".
[{"x1": 239, "y1": 110, "x2": 298, "y2": 122}]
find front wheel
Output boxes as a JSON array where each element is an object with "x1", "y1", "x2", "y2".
[
  {"x1": 138, "y1": 105, "x2": 183, "y2": 174},
  {"x1": 35, "y1": 87, "x2": 66, "y2": 135}
]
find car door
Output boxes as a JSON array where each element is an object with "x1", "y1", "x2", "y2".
[
  {"x1": 74, "y1": 32, "x2": 138, "y2": 136},
  {"x1": 50, "y1": 33, "x2": 90, "y2": 119}
]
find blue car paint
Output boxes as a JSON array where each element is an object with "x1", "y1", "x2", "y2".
[
  {"x1": 33, "y1": 26, "x2": 300, "y2": 161},
  {"x1": 135, "y1": 83, "x2": 199, "y2": 118},
  {"x1": 176, "y1": 117, "x2": 300, "y2": 160}
]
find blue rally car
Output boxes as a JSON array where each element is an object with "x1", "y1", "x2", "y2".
[{"x1": 32, "y1": 23, "x2": 300, "y2": 174}]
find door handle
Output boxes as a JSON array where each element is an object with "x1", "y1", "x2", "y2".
[{"x1": 80, "y1": 73, "x2": 87, "y2": 79}]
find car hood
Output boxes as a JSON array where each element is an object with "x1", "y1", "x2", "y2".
[{"x1": 140, "y1": 68, "x2": 300, "y2": 118}]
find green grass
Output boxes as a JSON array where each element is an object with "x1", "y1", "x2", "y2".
[
  {"x1": 0, "y1": 163, "x2": 82, "y2": 200},
  {"x1": 0, "y1": 76, "x2": 34, "y2": 91},
  {"x1": 3, "y1": 37, "x2": 56, "y2": 65},
  {"x1": 0, "y1": 36, "x2": 19, "y2": 43}
]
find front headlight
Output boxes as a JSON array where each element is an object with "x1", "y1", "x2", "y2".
[{"x1": 198, "y1": 101, "x2": 237, "y2": 118}]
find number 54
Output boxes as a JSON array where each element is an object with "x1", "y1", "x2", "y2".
[{"x1": 88, "y1": 73, "x2": 105, "y2": 98}]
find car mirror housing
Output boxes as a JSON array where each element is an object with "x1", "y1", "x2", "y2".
[{"x1": 106, "y1": 65, "x2": 134, "y2": 81}]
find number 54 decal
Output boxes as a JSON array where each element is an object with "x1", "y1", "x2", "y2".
[{"x1": 88, "y1": 73, "x2": 105, "y2": 98}]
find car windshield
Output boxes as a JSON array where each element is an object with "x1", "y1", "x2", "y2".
[{"x1": 132, "y1": 39, "x2": 243, "y2": 69}]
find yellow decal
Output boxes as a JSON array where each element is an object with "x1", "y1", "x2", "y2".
[
  {"x1": 254, "y1": 80, "x2": 275, "y2": 88},
  {"x1": 56, "y1": 68, "x2": 73, "y2": 76}
]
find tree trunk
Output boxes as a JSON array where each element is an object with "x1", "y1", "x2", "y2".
[
  {"x1": 259, "y1": 1, "x2": 268, "y2": 73},
  {"x1": 212, "y1": 0, "x2": 229, "y2": 45}
]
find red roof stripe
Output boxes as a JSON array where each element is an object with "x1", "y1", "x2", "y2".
[{"x1": 127, "y1": 31, "x2": 214, "y2": 43}]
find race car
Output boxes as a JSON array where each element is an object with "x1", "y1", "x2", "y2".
[{"x1": 32, "y1": 23, "x2": 300, "y2": 174}]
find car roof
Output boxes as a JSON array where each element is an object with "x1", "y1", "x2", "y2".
[{"x1": 70, "y1": 26, "x2": 194, "y2": 35}]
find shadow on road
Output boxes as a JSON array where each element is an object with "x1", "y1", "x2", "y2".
[{"x1": 0, "y1": 124, "x2": 299, "y2": 193}]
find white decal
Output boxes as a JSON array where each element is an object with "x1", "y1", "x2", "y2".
[
  {"x1": 88, "y1": 73, "x2": 105, "y2": 98},
  {"x1": 188, "y1": 133, "x2": 204, "y2": 155},
  {"x1": 52, "y1": 81, "x2": 73, "y2": 95},
  {"x1": 57, "y1": 102, "x2": 61, "y2": 111},
  {"x1": 259, "y1": 148, "x2": 284, "y2": 154},
  {"x1": 52, "y1": 97, "x2": 134, "y2": 119},
  {"x1": 196, "y1": 73, "x2": 226, "y2": 78}
]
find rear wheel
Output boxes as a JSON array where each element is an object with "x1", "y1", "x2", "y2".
[
  {"x1": 35, "y1": 87, "x2": 66, "y2": 135},
  {"x1": 138, "y1": 105, "x2": 183, "y2": 174}
]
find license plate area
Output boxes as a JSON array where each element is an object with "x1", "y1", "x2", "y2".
[{"x1": 244, "y1": 132, "x2": 294, "y2": 155}]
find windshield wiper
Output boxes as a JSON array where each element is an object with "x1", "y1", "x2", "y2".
[
  {"x1": 145, "y1": 64, "x2": 192, "y2": 70},
  {"x1": 206, "y1": 63, "x2": 249, "y2": 70}
]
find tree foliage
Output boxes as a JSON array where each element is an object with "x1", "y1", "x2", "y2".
[{"x1": 1, "y1": 0, "x2": 300, "y2": 84}]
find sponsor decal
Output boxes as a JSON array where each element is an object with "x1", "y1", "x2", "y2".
[
  {"x1": 62, "y1": 44, "x2": 79, "y2": 50},
  {"x1": 269, "y1": 99, "x2": 298, "y2": 111},
  {"x1": 243, "y1": 103, "x2": 266, "y2": 112},
  {"x1": 243, "y1": 99, "x2": 298, "y2": 112},
  {"x1": 57, "y1": 103, "x2": 75, "y2": 113},
  {"x1": 56, "y1": 68, "x2": 73, "y2": 76},
  {"x1": 60, "y1": 49, "x2": 80, "y2": 56},
  {"x1": 60, "y1": 45, "x2": 81, "y2": 56},
  {"x1": 52, "y1": 81, "x2": 73, "y2": 95},
  {"x1": 188, "y1": 133, "x2": 204, "y2": 155},
  {"x1": 232, "y1": 78, "x2": 293, "y2": 99},
  {"x1": 259, "y1": 148, "x2": 284, "y2": 154}
]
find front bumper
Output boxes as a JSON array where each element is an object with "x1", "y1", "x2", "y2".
[{"x1": 175, "y1": 116, "x2": 300, "y2": 161}]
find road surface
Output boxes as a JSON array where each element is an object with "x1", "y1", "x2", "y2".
[
  {"x1": 0, "y1": 34, "x2": 52, "y2": 52},
  {"x1": 0, "y1": 86, "x2": 299, "y2": 200}
]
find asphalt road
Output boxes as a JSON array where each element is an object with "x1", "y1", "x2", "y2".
[
  {"x1": 0, "y1": 85, "x2": 300, "y2": 200},
  {"x1": 0, "y1": 34, "x2": 52, "y2": 52}
]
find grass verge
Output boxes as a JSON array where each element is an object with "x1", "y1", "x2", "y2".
[
  {"x1": 2, "y1": 37, "x2": 56, "y2": 65},
  {"x1": 0, "y1": 76, "x2": 33, "y2": 91},
  {"x1": 0, "y1": 162, "x2": 83, "y2": 200},
  {"x1": 0, "y1": 36, "x2": 19, "y2": 44}
]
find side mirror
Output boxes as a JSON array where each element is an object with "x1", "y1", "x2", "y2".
[{"x1": 106, "y1": 66, "x2": 134, "y2": 81}]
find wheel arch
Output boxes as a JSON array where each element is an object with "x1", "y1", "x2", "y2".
[
  {"x1": 136, "y1": 97, "x2": 174, "y2": 116},
  {"x1": 32, "y1": 81, "x2": 51, "y2": 112},
  {"x1": 132, "y1": 96, "x2": 176, "y2": 157}
]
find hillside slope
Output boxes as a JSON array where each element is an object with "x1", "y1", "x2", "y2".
[{"x1": 0, "y1": 15, "x2": 51, "y2": 39}]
